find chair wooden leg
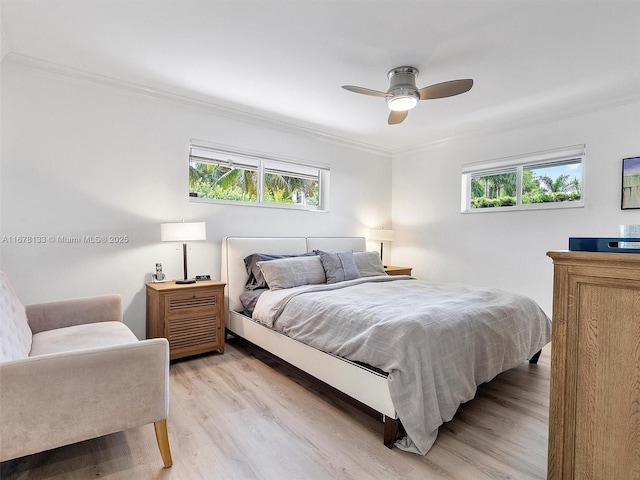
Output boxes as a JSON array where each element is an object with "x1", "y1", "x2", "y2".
[{"x1": 154, "y1": 419, "x2": 173, "y2": 468}]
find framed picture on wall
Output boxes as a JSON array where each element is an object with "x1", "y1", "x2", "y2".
[{"x1": 622, "y1": 156, "x2": 640, "y2": 210}]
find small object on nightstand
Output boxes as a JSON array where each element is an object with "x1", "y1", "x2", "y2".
[
  {"x1": 195, "y1": 274, "x2": 211, "y2": 281},
  {"x1": 152, "y1": 263, "x2": 166, "y2": 283},
  {"x1": 384, "y1": 265, "x2": 412, "y2": 276}
]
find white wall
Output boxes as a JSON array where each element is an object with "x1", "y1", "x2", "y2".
[
  {"x1": 3, "y1": 58, "x2": 637, "y2": 338},
  {"x1": 391, "y1": 100, "x2": 640, "y2": 316},
  {"x1": 0, "y1": 62, "x2": 392, "y2": 338}
]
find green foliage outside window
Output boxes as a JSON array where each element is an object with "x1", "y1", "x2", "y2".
[
  {"x1": 470, "y1": 161, "x2": 582, "y2": 209},
  {"x1": 189, "y1": 163, "x2": 258, "y2": 201},
  {"x1": 471, "y1": 170, "x2": 517, "y2": 208},
  {"x1": 263, "y1": 172, "x2": 319, "y2": 206},
  {"x1": 189, "y1": 161, "x2": 319, "y2": 206}
]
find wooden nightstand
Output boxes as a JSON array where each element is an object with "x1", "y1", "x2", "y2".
[
  {"x1": 146, "y1": 280, "x2": 226, "y2": 360},
  {"x1": 384, "y1": 265, "x2": 412, "y2": 276}
]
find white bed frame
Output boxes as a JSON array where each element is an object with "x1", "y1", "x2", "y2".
[{"x1": 221, "y1": 236, "x2": 399, "y2": 447}]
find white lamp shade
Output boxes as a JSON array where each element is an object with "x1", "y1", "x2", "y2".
[
  {"x1": 368, "y1": 229, "x2": 395, "y2": 242},
  {"x1": 161, "y1": 222, "x2": 206, "y2": 242}
]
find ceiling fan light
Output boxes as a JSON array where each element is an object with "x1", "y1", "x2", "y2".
[{"x1": 387, "y1": 95, "x2": 418, "y2": 112}]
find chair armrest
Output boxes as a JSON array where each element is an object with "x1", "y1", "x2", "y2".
[
  {"x1": 25, "y1": 294, "x2": 122, "y2": 334},
  {"x1": 0, "y1": 338, "x2": 169, "y2": 462}
]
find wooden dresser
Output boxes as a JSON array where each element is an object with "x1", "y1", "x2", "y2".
[
  {"x1": 546, "y1": 251, "x2": 639, "y2": 479},
  {"x1": 146, "y1": 280, "x2": 226, "y2": 360}
]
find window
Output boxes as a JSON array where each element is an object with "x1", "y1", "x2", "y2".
[
  {"x1": 470, "y1": 169, "x2": 517, "y2": 208},
  {"x1": 462, "y1": 144, "x2": 585, "y2": 212},
  {"x1": 189, "y1": 143, "x2": 329, "y2": 211}
]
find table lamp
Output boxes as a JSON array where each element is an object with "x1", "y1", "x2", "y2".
[
  {"x1": 161, "y1": 221, "x2": 206, "y2": 284},
  {"x1": 368, "y1": 229, "x2": 395, "y2": 265}
]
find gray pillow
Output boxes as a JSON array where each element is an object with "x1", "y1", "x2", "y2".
[
  {"x1": 353, "y1": 251, "x2": 387, "y2": 277},
  {"x1": 257, "y1": 256, "x2": 326, "y2": 290},
  {"x1": 315, "y1": 250, "x2": 360, "y2": 284},
  {"x1": 244, "y1": 252, "x2": 315, "y2": 290}
]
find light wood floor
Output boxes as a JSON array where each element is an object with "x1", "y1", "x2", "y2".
[{"x1": 1, "y1": 340, "x2": 551, "y2": 480}]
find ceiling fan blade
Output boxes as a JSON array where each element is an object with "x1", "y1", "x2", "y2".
[
  {"x1": 418, "y1": 79, "x2": 473, "y2": 100},
  {"x1": 342, "y1": 85, "x2": 388, "y2": 97},
  {"x1": 388, "y1": 110, "x2": 408, "y2": 125}
]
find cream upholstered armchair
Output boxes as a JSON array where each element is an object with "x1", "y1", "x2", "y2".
[{"x1": 0, "y1": 272, "x2": 172, "y2": 467}]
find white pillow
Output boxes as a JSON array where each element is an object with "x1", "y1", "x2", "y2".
[
  {"x1": 353, "y1": 251, "x2": 387, "y2": 277},
  {"x1": 257, "y1": 255, "x2": 326, "y2": 290},
  {"x1": 0, "y1": 272, "x2": 33, "y2": 361}
]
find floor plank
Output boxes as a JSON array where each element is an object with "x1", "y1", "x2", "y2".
[{"x1": 1, "y1": 341, "x2": 550, "y2": 480}]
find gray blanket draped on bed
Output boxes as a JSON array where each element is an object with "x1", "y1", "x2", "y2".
[{"x1": 252, "y1": 276, "x2": 552, "y2": 455}]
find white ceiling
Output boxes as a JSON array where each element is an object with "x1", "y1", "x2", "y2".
[{"x1": 1, "y1": 0, "x2": 639, "y2": 153}]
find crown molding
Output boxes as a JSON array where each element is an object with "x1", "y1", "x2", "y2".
[
  {"x1": 2, "y1": 53, "x2": 393, "y2": 157},
  {"x1": 5, "y1": 53, "x2": 638, "y2": 160},
  {"x1": 393, "y1": 90, "x2": 640, "y2": 158}
]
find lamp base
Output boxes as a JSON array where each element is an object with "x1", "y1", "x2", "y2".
[{"x1": 175, "y1": 279, "x2": 196, "y2": 284}]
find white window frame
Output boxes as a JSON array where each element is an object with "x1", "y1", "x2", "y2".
[
  {"x1": 461, "y1": 144, "x2": 586, "y2": 213},
  {"x1": 189, "y1": 141, "x2": 330, "y2": 212}
]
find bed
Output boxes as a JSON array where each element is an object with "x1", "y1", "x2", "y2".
[{"x1": 221, "y1": 236, "x2": 551, "y2": 455}]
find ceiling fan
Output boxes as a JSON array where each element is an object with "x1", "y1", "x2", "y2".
[{"x1": 342, "y1": 66, "x2": 473, "y2": 125}]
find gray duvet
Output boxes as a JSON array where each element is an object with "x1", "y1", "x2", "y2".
[{"x1": 252, "y1": 276, "x2": 552, "y2": 455}]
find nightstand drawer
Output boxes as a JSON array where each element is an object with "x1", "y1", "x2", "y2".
[{"x1": 164, "y1": 290, "x2": 219, "y2": 319}]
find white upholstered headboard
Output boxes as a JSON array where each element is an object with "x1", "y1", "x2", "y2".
[{"x1": 221, "y1": 236, "x2": 366, "y2": 315}]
